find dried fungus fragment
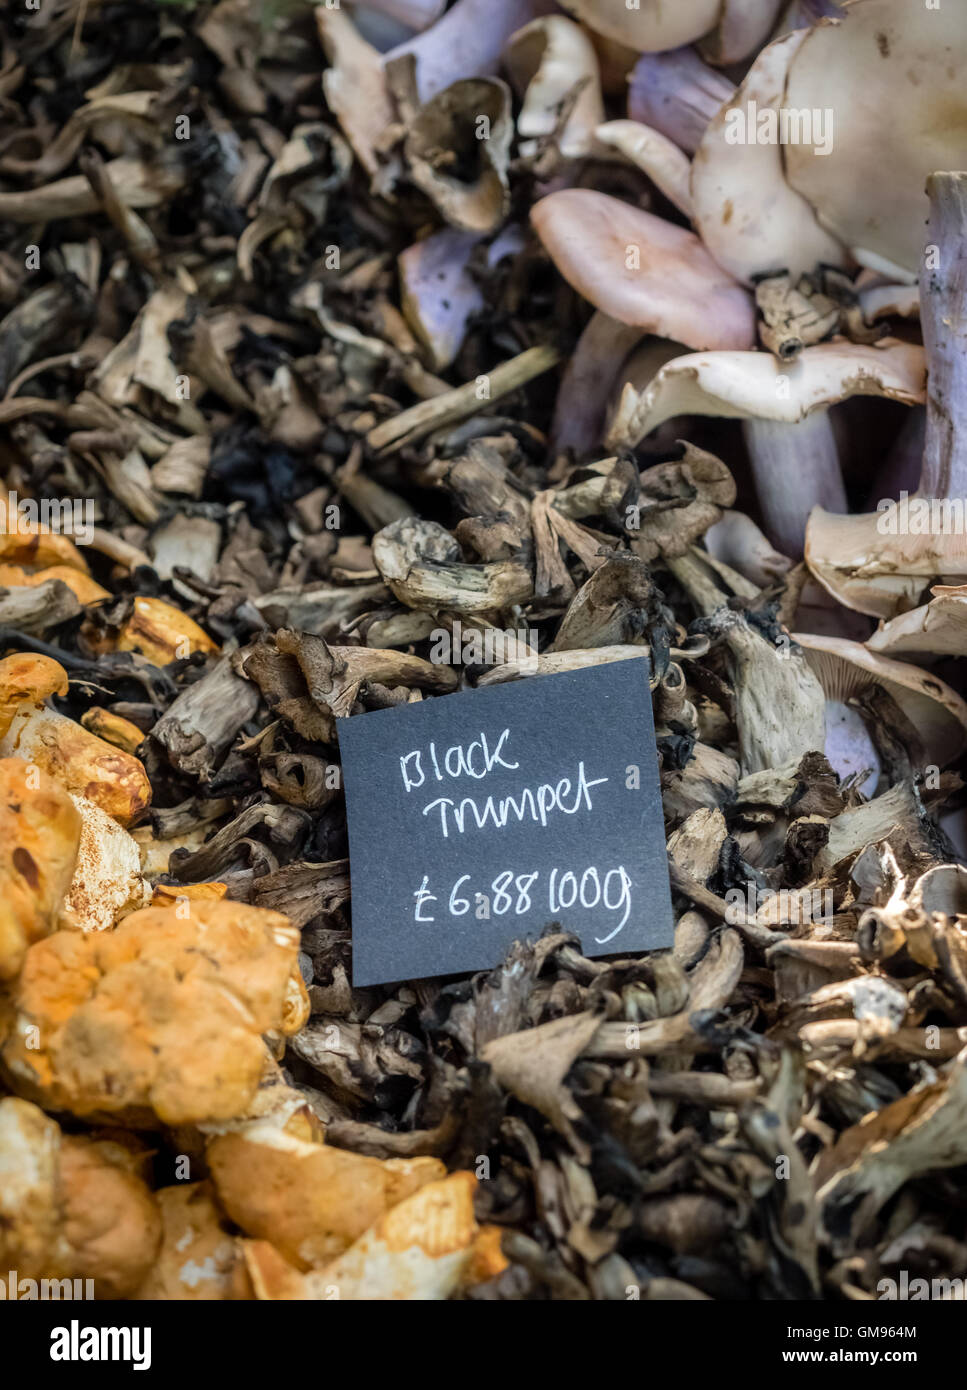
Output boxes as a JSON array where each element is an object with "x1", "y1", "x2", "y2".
[
  {"x1": 115, "y1": 596, "x2": 219, "y2": 665},
  {"x1": 482, "y1": 1011, "x2": 602, "y2": 1160},
  {"x1": 815, "y1": 1046, "x2": 967, "y2": 1251},
  {"x1": 405, "y1": 79, "x2": 513, "y2": 235}
]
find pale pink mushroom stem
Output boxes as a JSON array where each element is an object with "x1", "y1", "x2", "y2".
[
  {"x1": 864, "y1": 406, "x2": 924, "y2": 511},
  {"x1": 627, "y1": 47, "x2": 734, "y2": 155},
  {"x1": 551, "y1": 312, "x2": 644, "y2": 456},
  {"x1": 919, "y1": 173, "x2": 967, "y2": 503},
  {"x1": 743, "y1": 413, "x2": 847, "y2": 560}
]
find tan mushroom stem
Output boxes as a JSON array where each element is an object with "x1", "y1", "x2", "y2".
[
  {"x1": 743, "y1": 412, "x2": 846, "y2": 560},
  {"x1": 919, "y1": 173, "x2": 967, "y2": 504},
  {"x1": 627, "y1": 46, "x2": 735, "y2": 155}
]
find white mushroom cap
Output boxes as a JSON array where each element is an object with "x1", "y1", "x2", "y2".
[
  {"x1": 691, "y1": 30, "x2": 849, "y2": 285},
  {"x1": 784, "y1": 0, "x2": 967, "y2": 277},
  {"x1": 503, "y1": 15, "x2": 605, "y2": 158},
  {"x1": 531, "y1": 188, "x2": 755, "y2": 349},
  {"x1": 793, "y1": 631, "x2": 967, "y2": 767},
  {"x1": 557, "y1": 0, "x2": 722, "y2": 53},
  {"x1": 607, "y1": 338, "x2": 925, "y2": 450}
]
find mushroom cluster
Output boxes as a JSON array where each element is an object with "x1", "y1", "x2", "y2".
[{"x1": 0, "y1": 690, "x2": 491, "y2": 1298}]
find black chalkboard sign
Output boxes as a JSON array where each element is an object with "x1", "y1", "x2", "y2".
[{"x1": 338, "y1": 656, "x2": 673, "y2": 985}]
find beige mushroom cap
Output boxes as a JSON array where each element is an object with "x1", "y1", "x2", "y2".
[
  {"x1": 793, "y1": 631, "x2": 967, "y2": 768},
  {"x1": 784, "y1": 0, "x2": 967, "y2": 278},
  {"x1": 531, "y1": 189, "x2": 755, "y2": 350},
  {"x1": 504, "y1": 15, "x2": 605, "y2": 159},
  {"x1": 608, "y1": 337, "x2": 928, "y2": 450},
  {"x1": 557, "y1": 0, "x2": 722, "y2": 53},
  {"x1": 867, "y1": 585, "x2": 967, "y2": 660},
  {"x1": 691, "y1": 30, "x2": 849, "y2": 286},
  {"x1": 805, "y1": 508, "x2": 967, "y2": 621},
  {"x1": 607, "y1": 339, "x2": 925, "y2": 451}
]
